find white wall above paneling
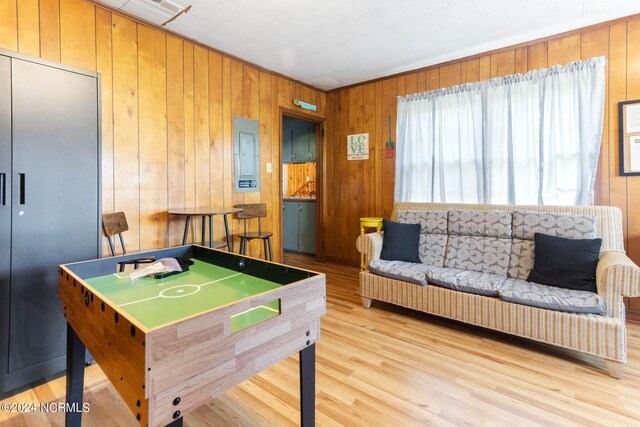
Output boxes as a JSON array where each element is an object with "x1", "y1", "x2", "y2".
[{"x1": 101, "y1": 0, "x2": 640, "y2": 89}]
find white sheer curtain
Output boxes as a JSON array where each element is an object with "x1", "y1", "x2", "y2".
[
  {"x1": 395, "y1": 56, "x2": 606, "y2": 206},
  {"x1": 433, "y1": 89, "x2": 483, "y2": 203},
  {"x1": 485, "y1": 78, "x2": 541, "y2": 204}
]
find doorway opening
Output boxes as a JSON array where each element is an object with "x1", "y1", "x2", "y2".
[{"x1": 280, "y1": 113, "x2": 324, "y2": 260}]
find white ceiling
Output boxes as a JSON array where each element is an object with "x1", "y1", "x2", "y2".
[{"x1": 98, "y1": 0, "x2": 640, "y2": 90}]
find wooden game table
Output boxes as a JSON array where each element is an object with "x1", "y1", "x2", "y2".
[{"x1": 58, "y1": 245, "x2": 326, "y2": 426}]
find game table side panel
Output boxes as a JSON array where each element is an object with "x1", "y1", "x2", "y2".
[
  {"x1": 58, "y1": 267, "x2": 150, "y2": 425},
  {"x1": 146, "y1": 275, "x2": 326, "y2": 426}
]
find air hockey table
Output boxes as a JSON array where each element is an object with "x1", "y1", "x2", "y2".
[{"x1": 58, "y1": 245, "x2": 326, "y2": 426}]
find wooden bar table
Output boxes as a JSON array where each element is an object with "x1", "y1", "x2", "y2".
[{"x1": 168, "y1": 207, "x2": 243, "y2": 251}]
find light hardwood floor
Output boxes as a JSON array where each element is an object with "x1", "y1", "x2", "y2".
[{"x1": 2, "y1": 253, "x2": 640, "y2": 426}]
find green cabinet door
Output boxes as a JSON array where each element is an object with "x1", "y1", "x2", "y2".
[
  {"x1": 282, "y1": 128, "x2": 293, "y2": 164},
  {"x1": 292, "y1": 126, "x2": 310, "y2": 163},
  {"x1": 283, "y1": 116, "x2": 316, "y2": 164},
  {"x1": 308, "y1": 126, "x2": 317, "y2": 162},
  {"x1": 298, "y1": 202, "x2": 316, "y2": 254},
  {"x1": 282, "y1": 201, "x2": 299, "y2": 251}
]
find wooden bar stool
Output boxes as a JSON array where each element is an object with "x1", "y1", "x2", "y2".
[
  {"x1": 102, "y1": 212, "x2": 156, "y2": 272},
  {"x1": 236, "y1": 203, "x2": 273, "y2": 260}
]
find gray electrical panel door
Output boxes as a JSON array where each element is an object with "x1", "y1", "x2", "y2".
[{"x1": 234, "y1": 117, "x2": 260, "y2": 192}]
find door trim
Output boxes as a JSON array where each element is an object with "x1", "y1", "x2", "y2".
[{"x1": 279, "y1": 107, "x2": 326, "y2": 262}]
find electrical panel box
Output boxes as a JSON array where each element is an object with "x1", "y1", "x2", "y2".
[{"x1": 234, "y1": 117, "x2": 260, "y2": 192}]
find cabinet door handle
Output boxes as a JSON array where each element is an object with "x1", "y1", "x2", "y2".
[
  {"x1": 0, "y1": 173, "x2": 5, "y2": 206},
  {"x1": 18, "y1": 173, "x2": 25, "y2": 205}
]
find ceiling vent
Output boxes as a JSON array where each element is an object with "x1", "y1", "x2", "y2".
[{"x1": 141, "y1": 0, "x2": 184, "y2": 15}]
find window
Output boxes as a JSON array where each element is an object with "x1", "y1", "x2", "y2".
[{"x1": 395, "y1": 56, "x2": 606, "y2": 206}]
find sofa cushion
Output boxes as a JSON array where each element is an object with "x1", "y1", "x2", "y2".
[
  {"x1": 397, "y1": 210, "x2": 448, "y2": 234},
  {"x1": 445, "y1": 236, "x2": 512, "y2": 276},
  {"x1": 499, "y1": 278, "x2": 605, "y2": 314},
  {"x1": 448, "y1": 210, "x2": 512, "y2": 238},
  {"x1": 424, "y1": 267, "x2": 506, "y2": 296},
  {"x1": 508, "y1": 210, "x2": 598, "y2": 280},
  {"x1": 512, "y1": 210, "x2": 597, "y2": 240},
  {"x1": 380, "y1": 219, "x2": 421, "y2": 263},
  {"x1": 507, "y1": 239, "x2": 535, "y2": 279},
  {"x1": 527, "y1": 233, "x2": 602, "y2": 293},
  {"x1": 398, "y1": 210, "x2": 448, "y2": 267},
  {"x1": 418, "y1": 234, "x2": 448, "y2": 266},
  {"x1": 368, "y1": 259, "x2": 430, "y2": 285}
]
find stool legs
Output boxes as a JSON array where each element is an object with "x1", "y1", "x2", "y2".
[{"x1": 238, "y1": 237, "x2": 272, "y2": 261}]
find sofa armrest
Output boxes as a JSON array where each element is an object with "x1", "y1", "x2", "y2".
[
  {"x1": 597, "y1": 250, "x2": 640, "y2": 318},
  {"x1": 356, "y1": 232, "x2": 383, "y2": 269}
]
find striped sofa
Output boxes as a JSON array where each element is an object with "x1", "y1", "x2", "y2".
[{"x1": 356, "y1": 203, "x2": 640, "y2": 378}]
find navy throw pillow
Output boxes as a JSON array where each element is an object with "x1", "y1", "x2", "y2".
[
  {"x1": 379, "y1": 219, "x2": 421, "y2": 263},
  {"x1": 527, "y1": 233, "x2": 602, "y2": 293}
]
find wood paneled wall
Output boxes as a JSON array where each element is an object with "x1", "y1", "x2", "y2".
[
  {"x1": 2, "y1": 0, "x2": 639, "y2": 292},
  {"x1": 325, "y1": 16, "x2": 640, "y2": 277},
  {"x1": 0, "y1": 0, "x2": 326, "y2": 261},
  {"x1": 284, "y1": 163, "x2": 317, "y2": 196}
]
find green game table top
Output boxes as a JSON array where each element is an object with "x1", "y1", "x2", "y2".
[{"x1": 85, "y1": 259, "x2": 282, "y2": 330}]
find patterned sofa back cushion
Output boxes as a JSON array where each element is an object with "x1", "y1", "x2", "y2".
[
  {"x1": 444, "y1": 210, "x2": 513, "y2": 275},
  {"x1": 507, "y1": 210, "x2": 598, "y2": 279},
  {"x1": 511, "y1": 210, "x2": 597, "y2": 240},
  {"x1": 448, "y1": 210, "x2": 513, "y2": 238},
  {"x1": 397, "y1": 210, "x2": 448, "y2": 267}
]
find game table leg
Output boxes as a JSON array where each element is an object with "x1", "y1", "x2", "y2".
[
  {"x1": 165, "y1": 416, "x2": 183, "y2": 426},
  {"x1": 65, "y1": 322, "x2": 86, "y2": 427},
  {"x1": 299, "y1": 343, "x2": 315, "y2": 427}
]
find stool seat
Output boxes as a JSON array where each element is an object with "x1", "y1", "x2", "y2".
[
  {"x1": 238, "y1": 231, "x2": 273, "y2": 239},
  {"x1": 360, "y1": 217, "x2": 383, "y2": 228}
]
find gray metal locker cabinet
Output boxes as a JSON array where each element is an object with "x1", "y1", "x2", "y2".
[
  {"x1": 0, "y1": 50, "x2": 100, "y2": 392},
  {"x1": 0, "y1": 56, "x2": 11, "y2": 389}
]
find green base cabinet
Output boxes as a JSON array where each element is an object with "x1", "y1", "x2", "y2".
[{"x1": 283, "y1": 200, "x2": 316, "y2": 254}]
